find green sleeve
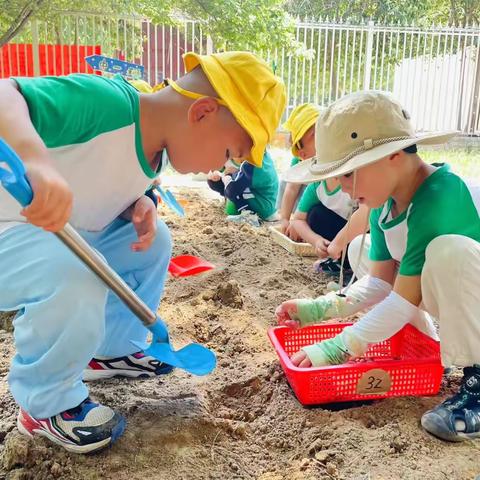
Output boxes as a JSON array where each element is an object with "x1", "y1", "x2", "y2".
[
  {"x1": 13, "y1": 74, "x2": 138, "y2": 148},
  {"x1": 399, "y1": 173, "x2": 480, "y2": 276},
  {"x1": 290, "y1": 156, "x2": 301, "y2": 167},
  {"x1": 297, "y1": 182, "x2": 320, "y2": 213},
  {"x1": 368, "y1": 206, "x2": 392, "y2": 261}
]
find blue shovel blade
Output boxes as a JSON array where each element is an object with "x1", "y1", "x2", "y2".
[
  {"x1": 132, "y1": 318, "x2": 216, "y2": 376},
  {"x1": 144, "y1": 342, "x2": 216, "y2": 376},
  {"x1": 155, "y1": 186, "x2": 185, "y2": 217}
]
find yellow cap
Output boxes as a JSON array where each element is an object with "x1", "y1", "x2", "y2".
[
  {"x1": 183, "y1": 51, "x2": 286, "y2": 167},
  {"x1": 128, "y1": 79, "x2": 154, "y2": 93},
  {"x1": 283, "y1": 103, "x2": 320, "y2": 156}
]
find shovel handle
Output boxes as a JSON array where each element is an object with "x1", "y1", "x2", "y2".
[
  {"x1": 0, "y1": 138, "x2": 166, "y2": 336},
  {"x1": 0, "y1": 138, "x2": 34, "y2": 207}
]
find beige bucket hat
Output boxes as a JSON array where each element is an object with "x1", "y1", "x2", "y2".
[{"x1": 283, "y1": 90, "x2": 458, "y2": 184}]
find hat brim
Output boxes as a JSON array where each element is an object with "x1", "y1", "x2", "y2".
[
  {"x1": 184, "y1": 52, "x2": 267, "y2": 167},
  {"x1": 282, "y1": 131, "x2": 458, "y2": 183},
  {"x1": 283, "y1": 114, "x2": 318, "y2": 157}
]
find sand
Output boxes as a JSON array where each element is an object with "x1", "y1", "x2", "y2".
[{"x1": 0, "y1": 192, "x2": 478, "y2": 480}]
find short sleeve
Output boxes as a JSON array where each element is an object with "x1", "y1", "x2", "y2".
[
  {"x1": 297, "y1": 182, "x2": 320, "y2": 213},
  {"x1": 368, "y1": 206, "x2": 393, "y2": 261},
  {"x1": 400, "y1": 172, "x2": 480, "y2": 275},
  {"x1": 290, "y1": 156, "x2": 301, "y2": 167},
  {"x1": 13, "y1": 74, "x2": 138, "y2": 148}
]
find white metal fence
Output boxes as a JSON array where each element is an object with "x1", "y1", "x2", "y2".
[{"x1": 2, "y1": 14, "x2": 479, "y2": 135}]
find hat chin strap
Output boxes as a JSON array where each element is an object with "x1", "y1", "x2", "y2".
[
  {"x1": 338, "y1": 171, "x2": 371, "y2": 294},
  {"x1": 165, "y1": 78, "x2": 228, "y2": 107}
]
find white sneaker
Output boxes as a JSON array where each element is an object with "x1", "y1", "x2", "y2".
[
  {"x1": 83, "y1": 351, "x2": 174, "y2": 381},
  {"x1": 226, "y1": 210, "x2": 261, "y2": 227}
]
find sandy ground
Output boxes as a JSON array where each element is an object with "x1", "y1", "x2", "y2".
[{"x1": 0, "y1": 191, "x2": 479, "y2": 480}]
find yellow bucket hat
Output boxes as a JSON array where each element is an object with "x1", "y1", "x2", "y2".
[
  {"x1": 283, "y1": 104, "x2": 321, "y2": 156},
  {"x1": 284, "y1": 91, "x2": 458, "y2": 184},
  {"x1": 181, "y1": 51, "x2": 286, "y2": 167}
]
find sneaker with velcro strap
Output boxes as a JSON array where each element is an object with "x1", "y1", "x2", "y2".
[{"x1": 17, "y1": 398, "x2": 125, "y2": 454}]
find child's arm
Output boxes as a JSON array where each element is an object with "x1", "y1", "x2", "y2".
[
  {"x1": 120, "y1": 195, "x2": 158, "y2": 252},
  {"x1": 290, "y1": 263, "x2": 428, "y2": 368},
  {"x1": 279, "y1": 182, "x2": 302, "y2": 232},
  {"x1": 0, "y1": 79, "x2": 72, "y2": 231},
  {"x1": 275, "y1": 261, "x2": 394, "y2": 328},
  {"x1": 291, "y1": 211, "x2": 329, "y2": 258},
  {"x1": 327, "y1": 204, "x2": 370, "y2": 260}
]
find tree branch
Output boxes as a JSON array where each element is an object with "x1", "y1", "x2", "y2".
[{"x1": 0, "y1": 0, "x2": 46, "y2": 48}]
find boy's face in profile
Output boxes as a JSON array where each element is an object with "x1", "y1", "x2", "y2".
[
  {"x1": 166, "y1": 98, "x2": 253, "y2": 175},
  {"x1": 295, "y1": 126, "x2": 316, "y2": 160},
  {"x1": 337, "y1": 154, "x2": 402, "y2": 209}
]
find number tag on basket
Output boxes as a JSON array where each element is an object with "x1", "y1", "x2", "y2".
[{"x1": 356, "y1": 368, "x2": 391, "y2": 395}]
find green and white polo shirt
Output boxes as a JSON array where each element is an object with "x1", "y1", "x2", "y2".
[
  {"x1": 0, "y1": 73, "x2": 158, "y2": 234},
  {"x1": 297, "y1": 180, "x2": 352, "y2": 219},
  {"x1": 369, "y1": 164, "x2": 480, "y2": 275}
]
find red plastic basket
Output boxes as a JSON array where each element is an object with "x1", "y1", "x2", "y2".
[{"x1": 268, "y1": 323, "x2": 443, "y2": 405}]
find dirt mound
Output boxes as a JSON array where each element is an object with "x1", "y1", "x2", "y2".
[{"x1": 0, "y1": 193, "x2": 478, "y2": 480}]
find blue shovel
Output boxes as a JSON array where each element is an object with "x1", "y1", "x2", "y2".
[
  {"x1": 0, "y1": 138, "x2": 216, "y2": 376},
  {"x1": 155, "y1": 186, "x2": 185, "y2": 217}
]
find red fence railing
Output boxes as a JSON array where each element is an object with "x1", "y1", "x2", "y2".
[{"x1": 0, "y1": 44, "x2": 101, "y2": 77}]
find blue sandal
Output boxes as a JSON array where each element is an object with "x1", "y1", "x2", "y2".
[{"x1": 421, "y1": 365, "x2": 480, "y2": 442}]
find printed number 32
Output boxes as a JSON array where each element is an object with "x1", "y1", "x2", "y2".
[{"x1": 367, "y1": 376, "x2": 382, "y2": 390}]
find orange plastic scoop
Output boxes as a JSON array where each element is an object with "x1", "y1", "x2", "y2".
[{"x1": 168, "y1": 255, "x2": 215, "y2": 277}]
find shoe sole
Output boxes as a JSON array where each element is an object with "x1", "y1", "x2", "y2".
[
  {"x1": 17, "y1": 415, "x2": 126, "y2": 454},
  {"x1": 83, "y1": 369, "x2": 156, "y2": 381}
]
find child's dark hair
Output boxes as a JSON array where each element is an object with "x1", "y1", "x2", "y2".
[{"x1": 403, "y1": 144, "x2": 417, "y2": 154}]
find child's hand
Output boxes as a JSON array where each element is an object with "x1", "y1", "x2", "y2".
[
  {"x1": 275, "y1": 300, "x2": 301, "y2": 329},
  {"x1": 294, "y1": 332, "x2": 357, "y2": 368},
  {"x1": 131, "y1": 196, "x2": 158, "y2": 252},
  {"x1": 327, "y1": 238, "x2": 345, "y2": 260},
  {"x1": 221, "y1": 175, "x2": 233, "y2": 187},
  {"x1": 207, "y1": 170, "x2": 222, "y2": 182},
  {"x1": 315, "y1": 237, "x2": 330, "y2": 258},
  {"x1": 290, "y1": 350, "x2": 312, "y2": 368},
  {"x1": 286, "y1": 223, "x2": 301, "y2": 242},
  {"x1": 279, "y1": 218, "x2": 289, "y2": 234},
  {"x1": 22, "y1": 162, "x2": 73, "y2": 232}
]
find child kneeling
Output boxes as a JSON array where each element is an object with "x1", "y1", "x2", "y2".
[{"x1": 207, "y1": 150, "x2": 279, "y2": 223}]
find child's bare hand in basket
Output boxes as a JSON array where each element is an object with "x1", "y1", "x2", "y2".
[{"x1": 275, "y1": 300, "x2": 300, "y2": 329}]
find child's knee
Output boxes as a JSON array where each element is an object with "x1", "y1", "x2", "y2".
[
  {"x1": 347, "y1": 235, "x2": 363, "y2": 263},
  {"x1": 424, "y1": 235, "x2": 477, "y2": 276}
]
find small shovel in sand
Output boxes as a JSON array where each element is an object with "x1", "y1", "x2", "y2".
[
  {"x1": 0, "y1": 139, "x2": 216, "y2": 376},
  {"x1": 155, "y1": 186, "x2": 185, "y2": 217},
  {"x1": 169, "y1": 255, "x2": 215, "y2": 277}
]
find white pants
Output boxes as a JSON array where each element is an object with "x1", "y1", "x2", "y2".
[{"x1": 348, "y1": 234, "x2": 480, "y2": 367}]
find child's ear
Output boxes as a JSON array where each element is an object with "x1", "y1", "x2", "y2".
[{"x1": 188, "y1": 97, "x2": 220, "y2": 123}]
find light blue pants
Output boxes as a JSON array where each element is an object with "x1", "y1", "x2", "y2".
[{"x1": 0, "y1": 218, "x2": 171, "y2": 418}]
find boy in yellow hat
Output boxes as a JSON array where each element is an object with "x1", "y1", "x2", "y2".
[
  {"x1": 278, "y1": 104, "x2": 319, "y2": 240},
  {"x1": 276, "y1": 90, "x2": 480, "y2": 443},
  {"x1": 0, "y1": 51, "x2": 285, "y2": 453},
  {"x1": 281, "y1": 104, "x2": 369, "y2": 275}
]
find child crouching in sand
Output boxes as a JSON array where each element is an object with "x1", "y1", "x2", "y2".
[{"x1": 276, "y1": 91, "x2": 480, "y2": 443}]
